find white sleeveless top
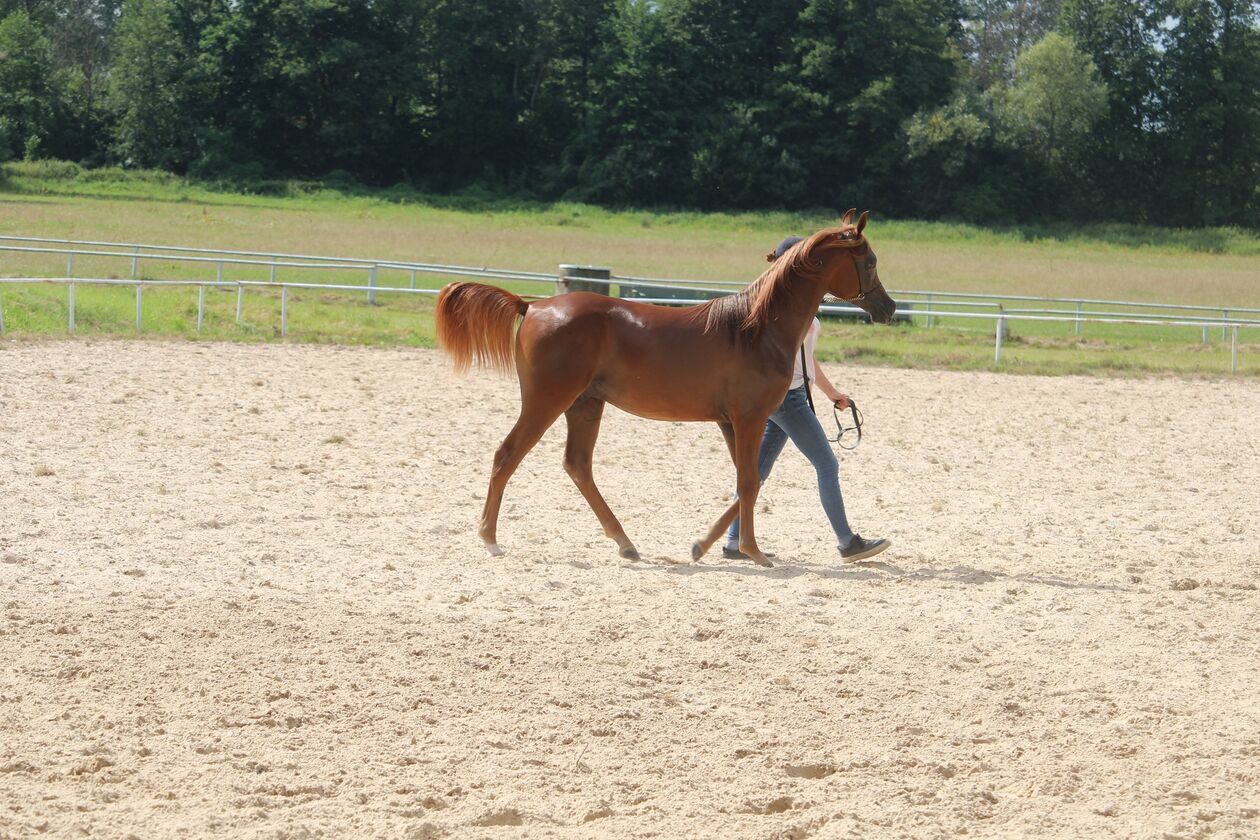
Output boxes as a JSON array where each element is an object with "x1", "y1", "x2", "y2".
[{"x1": 790, "y1": 318, "x2": 821, "y2": 390}]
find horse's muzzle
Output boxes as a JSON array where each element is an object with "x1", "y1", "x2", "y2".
[
  {"x1": 873, "y1": 297, "x2": 897, "y2": 324},
  {"x1": 864, "y1": 286, "x2": 897, "y2": 324}
]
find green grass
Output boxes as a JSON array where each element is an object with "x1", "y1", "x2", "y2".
[
  {"x1": 1, "y1": 160, "x2": 1257, "y2": 377},
  {"x1": 0, "y1": 282, "x2": 439, "y2": 347}
]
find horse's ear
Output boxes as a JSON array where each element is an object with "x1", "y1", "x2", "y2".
[
  {"x1": 841, "y1": 208, "x2": 856, "y2": 226},
  {"x1": 856, "y1": 210, "x2": 869, "y2": 233},
  {"x1": 765, "y1": 250, "x2": 777, "y2": 263}
]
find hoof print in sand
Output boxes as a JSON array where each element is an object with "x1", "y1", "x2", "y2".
[
  {"x1": 473, "y1": 808, "x2": 524, "y2": 827},
  {"x1": 784, "y1": 763, "x2": 836, "y2": 779}
]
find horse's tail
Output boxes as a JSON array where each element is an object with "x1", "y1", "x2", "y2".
[{"x1": 435, "y1": 282, "x2": 530, "y2": 373}]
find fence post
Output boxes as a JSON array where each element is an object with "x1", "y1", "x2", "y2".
[
  {"x1": 217, "y1": 261, "x2": 223, "y2": 284},
  {"x1": 368, "y1": 265, "x2": 378, "y2": 304},
  {"x1": 68, "y1": 283, "x2": 76, "y2": 335},
  {"x1": 1222, "y1": 311, "x2": 1229, "y2": 342},
  {"x1": 994, "y1": 311, "x2": 1005, "y2": 363},
  {"x1": 1075, "y1": 301, "x2": 1082, "y2": 335},
  {"x1": 236, "y1": 283, "x2": 244, "y2": 324},
  {"x1": 1232, "y1": 325, "x2": 1238, "y2": 374},
  {"x1": 197, "y1": 284, "x2": 205, "y2": 333},
  {"x1": 1202, "y1": 325, "x2": 1210, "y2": 343},
  {"x1": 270, "y1": 255, "x2": 277, "y2": 284},
  {"x1": 557, "y1": 264, "x2": 612, "y2": 295},
  {"x1": 0, "y1": 291, "x2": 5, "y2": 336},
  {"x1": 925, "y1": 292, "x2": 933, "y2": 328},
  {"x1": 131, "y1": 246, "x2": 139, "y2": 279},
  {"x1": 281, "y1": 286, "x2": 288, "y2": 337},
  {"x1": 135, "y1": 284, "x2": 142, "y2": 331}
]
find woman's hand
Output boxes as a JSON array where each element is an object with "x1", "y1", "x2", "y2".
[{"x1": 812, "y1": 363, "x2": 849, "y2": 410}]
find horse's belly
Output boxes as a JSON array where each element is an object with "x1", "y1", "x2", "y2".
[{"x1": 594, "y1": 379, "x2": 721, "y2": 422}]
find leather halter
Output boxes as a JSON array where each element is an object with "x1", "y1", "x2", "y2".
[
  {"x1": 846, "y1": 246, "x2": 879, "y2": 303},
  {"x1": 821, "y1": 230, "x2": 879, "y2": 304}
]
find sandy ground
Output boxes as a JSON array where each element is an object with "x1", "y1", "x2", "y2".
[{"x1": 1, "y1": 339, "x2": 1258, "y2": 840}]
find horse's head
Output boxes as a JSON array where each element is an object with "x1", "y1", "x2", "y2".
[{"x1": 798, "y1": 210, "x2": 897, "y2": 324}]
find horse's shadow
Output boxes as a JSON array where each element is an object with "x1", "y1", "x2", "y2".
[{"x1": 638, "y1": 556, "x2": 1136, "y2": 593}]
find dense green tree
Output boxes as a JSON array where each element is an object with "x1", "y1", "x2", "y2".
[
  {"x1": 994, "y1": 33, "x2": 1107, "y2": 175},
  {"x1": 45, "y1": 1, "x2": 120, "y2": 161},
  {"x1": 110, "y1": 0, "x2": 189, "y2": 168},
  {"x1": 786, "y1": 0, "x2": 962, "y2": 211},
  {"x1": 961, "y1": 0, "x2": 1062, "y2": 87},
  {"x1": 568, "y1": 0, "x2": 806, "y2": 207},
  {"x1": 1058, "y1": 0, "x2": 1160, "y2": 220},
  {"x1": 0, "y1": 0, "x2": 56, "y2": 26},
  {"x1": 0, "y1": 0, "x2": 1256, "y2": 225},
  {"x1": 1157, "y1": 0, "x2": 1260, "y2": 225},
  {"x1": 667, "y1": 0, "x2": 806, "y2": 207},
  {"x1": 0, "y1": 10, "x2": 57, "y2": 159},
  {"x1": 189, "y1": 0, "x2": 396, "y2": 177},
  {"x1": 421, "y1": 0, "x2": 574, "y2": 187},
  {"x1": 902, "y1": 86, "x2": 1016, "y2": 217},
  {"x1": 566, "y1": 0, "x2": 698, "y2": 204}
]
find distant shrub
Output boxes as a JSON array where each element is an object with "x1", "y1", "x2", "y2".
[
  {"x1": 321, "y1": 169, "x2": 360, "y2": 191},
  {"x1": 12, "y1": 159, "x2": 82, "y2": 179},
  {"x1": 78, "y1": 166, "x2": 178, "y2": 186}
]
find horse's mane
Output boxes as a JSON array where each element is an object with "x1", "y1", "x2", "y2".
[{"x1": 690, "y1": 226, "x2": 864, "y2": 337}]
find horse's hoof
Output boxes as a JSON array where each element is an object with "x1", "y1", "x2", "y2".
[
  {"x1": 690, "y1": 541, "x2": 705, "y2": 561},
  {"x1": 484, "y1": 543, "x2": 505, "y2": 557},
  {"x1": 619, "y1": 546, "x2": 641, "y2": 561}
]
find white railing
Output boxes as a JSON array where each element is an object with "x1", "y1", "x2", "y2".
[
  {"x1": 0, "y1": 276, "x2": 1250, "y2": 373},
  {"x1": 6, "y1": 232, "x2": 1259, "y2": 323},
  {"x1": 0, "y1": 234, "x2": 1253, "y2": 372},
  {"x1": 0, "y1": 276, "x2": 441, "y2": 338}
]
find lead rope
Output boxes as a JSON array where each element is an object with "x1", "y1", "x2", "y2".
[
  {"x1": 803, "y1": 343, "x2": 863, "y2": 450},
  {"x1": 801, "y1": 344, "x2": 816, "y2": 413}
]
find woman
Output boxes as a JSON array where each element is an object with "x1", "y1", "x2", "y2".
[{"x1": 723, "y1": 235, "x2": 890, "y2": 562}]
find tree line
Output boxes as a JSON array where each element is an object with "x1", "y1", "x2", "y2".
[{"x1": 1, "y1": 0, "x2": 1258, "y2": 226}]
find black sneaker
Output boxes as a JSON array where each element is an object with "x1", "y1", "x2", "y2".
[
  {"x1": 840, "y1": 534, "x2": 889, "y2": 561},
  {"x1": 722, "y1": 546, "x2": 778, "y2": 561}
]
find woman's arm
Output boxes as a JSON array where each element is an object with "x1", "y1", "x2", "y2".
[{"x1": 811, "y1": 362, "x2": 850, "y2": 409}]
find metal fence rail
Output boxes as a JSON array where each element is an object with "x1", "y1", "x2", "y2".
[
  {"x1": 0, "y1": 234, "x2": 557, "y2": 281},
  {"x1": 0, "y1": 276, "x2": 1250, "y2": 373},
  {"x1": 5, "y1": 233, "x2": 1258, "y2": 323},
  {"x1": 0, "y1": 234, "x2": 1253, "y2": 372}
]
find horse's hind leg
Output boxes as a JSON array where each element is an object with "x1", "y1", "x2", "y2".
[
  {"x1": 691, "y1": 422, "x2": 740, "y2": 560},
  {"x1": 692, "y1": 498, "x2": 741, "y2": 561},
  {"x1": 480, "y1": 399, "x2": 570, "y2": 556},
  {"x1": 564, "y1": 394, "x2": 639, "y2": 560}
]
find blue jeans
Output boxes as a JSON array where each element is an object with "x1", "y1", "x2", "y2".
[{"x1": 726, "y1": 385, "x2": 855, "y2": 550}]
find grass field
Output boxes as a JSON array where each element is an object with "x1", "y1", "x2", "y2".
[{"x1": 1, "y1": 161, "x2": 1257, "y2": 376}]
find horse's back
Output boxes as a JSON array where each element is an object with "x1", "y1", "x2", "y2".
[
  {"x1": 518, "y1": 293, "x2": 751, "y2": 420},
  {"x1": 522, "y1": 293, "x2": 705, "y2": 359}
]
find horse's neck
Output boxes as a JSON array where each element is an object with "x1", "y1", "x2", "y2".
[{"x1": 764, "y1": 273, "x2": 827, "y2": 350}]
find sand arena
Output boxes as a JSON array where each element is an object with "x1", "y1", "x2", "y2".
[{"x1": 2, "y1": 340, "x2": 1258, "y2": 838}]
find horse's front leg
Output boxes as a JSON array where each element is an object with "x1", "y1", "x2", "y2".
[{"x1": 732, "y1": 415, "x2": 773, "y2": 567}]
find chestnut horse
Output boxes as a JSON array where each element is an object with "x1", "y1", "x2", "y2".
[{"x1": 435, "y1": 210, "x2": 896, "y2": 567}]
